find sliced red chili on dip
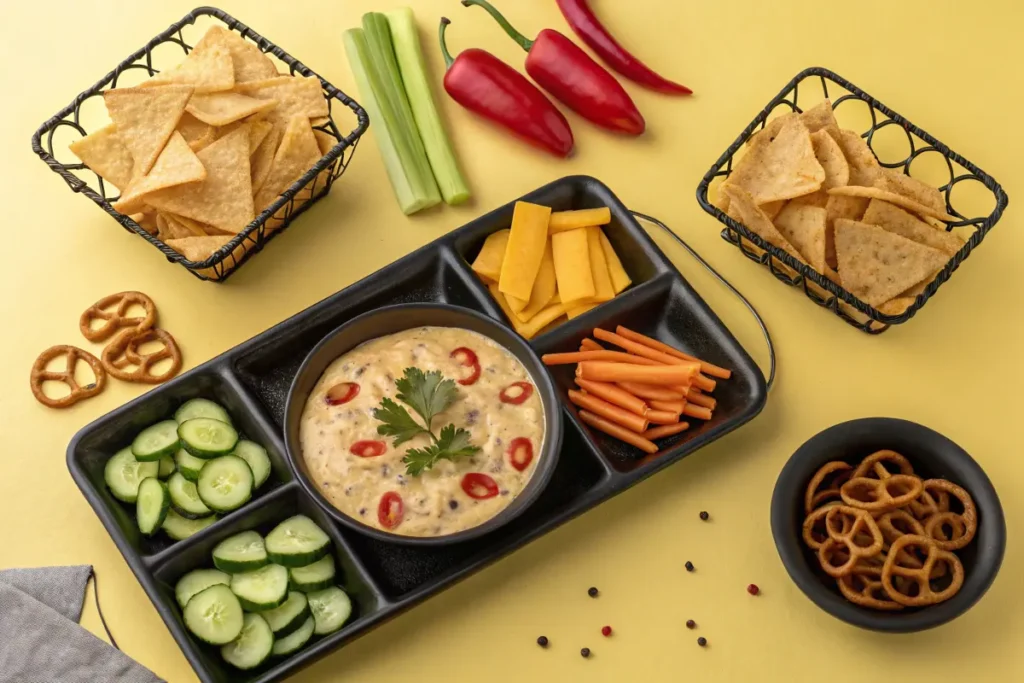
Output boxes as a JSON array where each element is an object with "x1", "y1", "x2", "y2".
[
  {"x1": 507, "y1": 437, "x2": 534, "y2": 471},
  {"x1": 499, "y1": 381, "x2": 534, "y2": 404},
  {"x1": 378, "y1": 492, "x2": 404, "y2": 529},
  {"x1": 461, "y1": 472, "x2": 500, "y2": 499},
  {"x1": 325, "y1": 381, "x2": 360, "y2": 406},
  {"x1": 450, "y1": 346, "x2": 482, "y2": 386},
  {"x1": 350, "y1": 440, "x2": 387, "y2": 458}
]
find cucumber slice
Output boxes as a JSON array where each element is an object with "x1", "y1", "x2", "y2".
[
  {"x1": 158, "y1": 454, "x2": 176, "y2": 479},
  {"x1": 271, "y1": 615, "x2": 314, "y2": 656},
  {"x1": 167, "y1": 472, "x2": 213, "y2": 519},
  {"x1": 262, "y1": 591, "x2": 311, "y2": 638},
  {"x1": 176, "y1": 568, "x2": 230, "y2": 609},
  {"x1": 184, "y1": 584, "x2": 244, "y2": 645},
  {"x1": 178, "y1": 418, "x2": 239, "y2": 459},
  {"x1": 131, "y1": 420, "x2": 181, "y2": 461},
  {"x1": 175, "y1": 449, "x2": 206, "y2": 482},
  {"x1": 213, "y1": 531, "x2": 268, "y2": 573},
  {"x1": 308, "y1": 586, "x2": 352, "y2": 635},
  {"x1": 136, "y1": 478, "x2": 170, "y2": 536},
  {"x1": 230, "y1": 564, "x2": 288, "y2": 611},
  {"x1": 104, "y1": 448, "x2": 160, "y2": 503},
  {"x1": 162, "y1": 508, "x2": 217, "y2": 541},
  {"x1": 265, "y1": 516, "x2": 331, "y2": 568},
  {"x1": 289, "y1": 555, "x2": 336, "y2": 594},
  {"x1": 175, "y1": 398, "x2": 233, "y2": 426},
  {"x1": 232, "y1": 441, "x2": 272, "y2": 489},
  {"x1": 221, "y1": 613, "x2": 273, "y2": 670},
  {"x1": 197, "y1": 456, "x2": 254, "y2": 513}
]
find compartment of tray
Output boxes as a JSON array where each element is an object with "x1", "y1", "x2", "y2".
[
  {"x1": 67, "y1": 367, "x2": 291, "y2": 559},
  {"x1": 152, "y1": 485, "x2": 384, "y2": 683}
]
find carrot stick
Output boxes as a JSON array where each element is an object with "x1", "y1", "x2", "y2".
[
  {"x1": 580, "y1": 338, "x2": 603, "y2": 352},
  {"x1": 568, "y1": 390, "x2": 648, "y2": 433},
  {"x1": 693, "y1": 373, "x2": 716, "y2": 393},
  {"x1": 646, "y1": 409, "x2": 680, "y2": 425},
  {"x1": 616, "y1": 381, "x2": 684, "y2": 401},
  {"x1": 575, "y1": 378, "x2": 647, "y2": 416},
  {"x1": 542, "y1": 351, "x2": 661, "y2": 366},
  {"x1": 615, "y1": 325, "x2": 733, "y2": 379},
  {"x1": 683, "y1": 404, "x2": 713, "y2": 421},
  {"x1": 593, "y1": 328, "x2": 682, "y2": 365},
  {"x1": 644, "y1": 422, "x2": 691, "y2": 440},
  {"x1": 649, "y1": 399, "x2": 686, "y2": 414},
  {"x1": 578, "y1": 410, "x2": 658, "y2": 454},
  {"x1": 686, "y1": 390, "x2": 716, "y2": 409},
  {"x1": 577, "y1": 361, "x2": 699, "y2": 385}
]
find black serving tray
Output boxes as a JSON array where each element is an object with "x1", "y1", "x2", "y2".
[{"x1": 68, "y1": 176, "x2": 767, "y2": 683}]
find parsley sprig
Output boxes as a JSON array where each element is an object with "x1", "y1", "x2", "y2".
[{"x1": 373, "y1": 368, "x2": 480, "y2": 476}]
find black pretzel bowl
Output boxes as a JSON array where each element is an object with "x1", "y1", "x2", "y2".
[
  {"x1": 770, "y1": 418, "x2": 1006, "y2": 632},
  {"x1": 31, "y1": 6, "x2": 369, "y2": 282},
  {"x1": 696, "y1": 66, "x2": 1009, "y2": 334},
  {"x1": 66, "y1": 176, "x2": 768, "y2": 683}
]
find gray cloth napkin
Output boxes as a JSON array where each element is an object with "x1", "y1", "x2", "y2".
[{"x1": 0, "y1": 566, "x2": 163, "y2": 683}]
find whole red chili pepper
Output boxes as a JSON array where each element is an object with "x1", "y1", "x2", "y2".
[
  {"x1": 439, "y1": 17, "x2": 574, "y2": 158},
  {"x1": 556, "y1": 0, "x2": 692, "y2": 95},
  {"x1": 462, "y1": 0, "x2": 644, "y2": 136}
]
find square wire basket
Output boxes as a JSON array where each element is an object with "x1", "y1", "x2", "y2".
[
  {"x1": 696, "y1": 66, "x2": 1008, "y2": 334},
  {"x1": 31, "y1": 6, "x2": 369, "y2": 282}
]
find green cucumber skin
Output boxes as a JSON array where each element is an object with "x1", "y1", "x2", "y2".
[
  {"x1": 290, "y1": 575, "x2": 335, "y2": 594},
  {"x1": 136, "y1": 479, "x2": 170, "y2": 536},
  {"x1": 171, "y1": 505, "x2": 215, "y2": 521},
  {"x1": 175, "y1": 449, "x2": 205, "y2": 481},
  {"x1": 105, "y1": 448, "x2": 160, "y2": 503},
  {"x1": 288, "y1": 555, "x2": 337, "y2": 593},
  {"x1": 220, "y1": 613, "x2": 273, "y2": 671},
  {"x1": 230, "y1": 565, "x2": 289, "y2": 612},
  {"x1": 271, "y1": 616, "x2": 314, "y2": 656},
  {"x1": 264, "y1": 516, "x2": 332, "y2": 568},
  {"x1": 308, "y1": 586, "x2": 352, "y2": 635},
  {"x1": 175, "y1": 398, "x2": 233, "y2": 426},
  {"x1": 197, "y1": 456, "x2": 254, "y2": 513},
  {"x1": 212, "y1": 531, "x2": 268, "y2": 574},
  {"x1": 236, "y1": 593, "x2": 286, "y2": 612},
  {"x1": 183, "y1": 584, "x2": 244, "y2": 645},
  {"x1": 178, "y1": 418, "x2": 239, "y2": 459},
  {"x1": 131, "y1": 420, "x2": 181, "y2": 461},
  {"x1": 162, "y1": 509, "x2": 217, "y2": 541},
  {"x1": 262, "y1": 592, "x2": 311, "y2": 638},
  {"x1": 175, "y1": 569, "x2": 231, "y2": 609},
  {"x1": 267, "y1": 545, "x2": 330, "y2": 568},
  {"x1": 158, "y1": 454, "x2": 176, "y2": 479}
]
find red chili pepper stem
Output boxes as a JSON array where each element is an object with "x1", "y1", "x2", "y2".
[
  {"x1": 461, "y1": 0, "x2": 534, "y2": 51},
  {"x1": 439, "y1": 18, "x2": 456, "y2": 69}
]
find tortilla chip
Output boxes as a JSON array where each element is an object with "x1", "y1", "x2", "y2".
[
  {"x1": 877, "y1": 297, "x2": 916, "y2": 316},
  {"x1": 827, "y1": 186, "x2": 958, "y2": 223},
  {"x1": 165, "y1": 235, "x2": 249, "y2": 280},
  {"x1": 749, "y1": 101, "x2": 839, "y2": 146},
  {"x1": 112, "y1": 133, "x2": 206, "y2": 213},
  {"x1": 790, "y1": 191, "x2": 829, "y2": 209},
  {"x1": 235, "y1": 76, "x2": 329, "y2": 126},
  {"x1": 760, "y1": 200, "x2": 786, "y2": 220},
  {"x1": 145, "y1": 40, "x2": 234, "y2": 93},
  {"x1": 722, "y1": 185, "x2": 806, "y2": 264},
  {"x1": 186, "y1": 92, "x2": 278, "y2": 127},
  {"x1": 155, "y1": 212, "x2": 195, "y2": 240},
  {"x1": 834, "y1": 219, "x2": 949, "y2": 306},
  {"x1": 773, "y1": 203, "x2": 828, "y2": 271},
  {"x1": 824, "y1": 194, "x2": 869, "y2": 269},
  {"x1": 103, "y1": 84, "x2": 193, "y2": 176},
  {"x1": 747, "y1": 112, "x2": 798, "y2": 147},
  {"x1": 129, "y1": 212, "x2": 158, "y2": 236},
  {"x1": 145, "y1": 126, "x2": 254, "y2": 233},
  {"x1": 723, "y1": 118, "x2": 825, "y2": 204},
  {"x1": 873, "y1": 168, "x2": 945, "y2": 214},
  {"x1": 249, "y1": 121, "x2": 274, "y2": 154},
  {"x1": 811, "y1": 129, "x2": 849, "y2": 189},
  {"x1": 835, "y1": 130, "x2": 880, "y2": 186},
  {"x1": 310, "y1": 116, "x2": 331, "y2": 127},
  {"x1": 176, "y1": 113, "x2": 217, "y2": 152},
  {"x1": 254, "y1": 114, "x2": 321, "y2": 212},
  {"x1": 198, "y1": 26, "x2": 277, "y2": 84},
  {"x1": 861, "y1": 200, "x2": 964, "y2": 256},
  {"x1": 250, "y1": 124, "x2": 283, "y2": 193},
  {"x1": 313, "y1": 130, "x2": 337, "y2": 156},
  {"x1": 68, "y1": 124, "x2": 136, "y2": 191}
]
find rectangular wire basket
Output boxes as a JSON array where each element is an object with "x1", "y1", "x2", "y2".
[
  {"x1": 696, "y1": 66, "x2": 1008, "y2": 333},
  {"x1": 31, "y1": 6, "x2": 369, "y2": 282}
]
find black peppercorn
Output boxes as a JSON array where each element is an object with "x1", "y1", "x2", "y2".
[
  {"x1": 581, "y1": 647, "x2": 591, "y2": 658},
  {"x1": 699, "y1": 511, "x2": 709, "y2": 521},
  {"x1": 685, "y1": 561, "x2": 694, "y2": 572},
  {"x1": 686, "y1": 619, "x2": 696, "y2": 629},
  {"x1": 588, "y1": 586, "x2": 599, "y2": 597},
  {"x1": 536, "y1": 636, "x2": 548, "y2": 647},
  {"x1": 697, "y1": 637, "x2": 707, "y2": 647}
]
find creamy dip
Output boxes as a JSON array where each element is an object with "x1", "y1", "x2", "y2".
[{"x1": 299, "y1": 326, "x2": 545, "y2": 537}]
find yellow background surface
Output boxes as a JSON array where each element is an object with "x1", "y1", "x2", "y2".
[{"x1": 1, "y1": 1, "x2": 1021, "y2": 681}]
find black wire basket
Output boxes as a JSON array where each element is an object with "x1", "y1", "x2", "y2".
[
  {"x1": 31, "y1": 6, "x2": 369, "y2": 282},
  {"x1": 696, "y1": 66, "x2": 1008, "y2": 334}
]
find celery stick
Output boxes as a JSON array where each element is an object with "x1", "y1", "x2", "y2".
[
  {"x1": 343, "y1": 27, "x2": 439, "y2": 215},
  {"x1": 385, "y1": 7, "x2": 471, "y2": 206}
]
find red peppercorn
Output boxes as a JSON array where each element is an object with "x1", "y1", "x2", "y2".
[
  {"x1": 601, "y1": 626, "x2": 612, "y2": 637},
  {"x1": 747, "y1": 583, "x2": 760, "y2": 596}
]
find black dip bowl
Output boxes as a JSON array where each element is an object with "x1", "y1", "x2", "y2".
[
  {"x1": 284, "y1": 303, "x2": 563, "y2": 547},
  {"x1": 770, "y1": 417, "x2": 1005, "y2": 632}
]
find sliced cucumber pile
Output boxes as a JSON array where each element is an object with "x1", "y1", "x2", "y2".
[
  {"x1": 177, "y1": 516, "x2": 350, "y2": 669},
  {"x1": 102, "y1": 399, "x2": 273, "y2": 544}
]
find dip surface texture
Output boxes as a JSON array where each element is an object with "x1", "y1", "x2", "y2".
[{"x1": 300, "y1": 326, "x2": 545, "y2": 537}]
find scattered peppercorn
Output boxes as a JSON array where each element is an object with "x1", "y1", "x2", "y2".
[
  {"x1": 601, "y1": 626, "x2": 612, "y2": 637},
  {"x1": 747, "y1": 583, "x2": 760, "y2": 596},
  {"x1": 686, "y1": 619, "x2": 696, "y2": 629},
  {"x1": 588, "y1": 586, "x2": 599, "y2": 597},
  {"x1": 536, "y1": 636, "x2": 548, "y2": 647},
  {"x1": 581, "y1": 647, "x2": 591, "y2": 658},
  {"x1": 685, "y1": 561, "x2": 694, "y2": 572},
  {"x1": 697, "y1": 637, "x2": 707, "y2": 647},
  {"x1": 699, "y1": 511, "x2": 709, "y2": 521}
]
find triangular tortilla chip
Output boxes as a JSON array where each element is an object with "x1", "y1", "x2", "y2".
[
  {"x1": 145, "y1": 40, "x2": 234, "y2": 94},
  {"x1": 827, "y1": 186, "x2": 958, "y2": 222},
  {"x1": 834, "y1": 219, "x2": 949, "y2": 306},
  {"x1": 113, "y1": 133, "x2": 206, "y2": 213},
  {"x1": 249, "y1": 121, "x2": 274, "y2": 154},
  {"x1": 313, "y1": 130, "x2": 337, "y2": 156},
  {"x1": 791, "y1": 191, "x2": 828, "y2": 209},
  {"x1": 128, "y1": 212, "x2": 158, "y2": 236},
  {"x1": 198, "y1": 26, "x2": 278, "y2": 84},
  {"x1": 835, "y1": 130, "x2": 880, "y2": 186},
  {"x1": 861, "y1": 200, "x2": 964, "y2": 256},
  {"x1": 155, "y1": 213, "x2": 194, "y2": 240},
  {"x1": 68, "y1": 124, "x2": 135, "y2": 190},
  {"x1": 166, "y1": 235, "x2": 250, "y2": 280},
  {"x1": 723, "y1": 185, "x2": 806, "y2": 264},
  {"x1": 760, "y1": 200, "x2": 786, "y2": 220},
  {"x1": 824, "y1": 193, "x2": 869, "y2": 270},
  {"x1": 250, "y1": 124, "x2": 283, "y2": 193},
  {"x1": 186, "y1": 92, "x2": 278, "y2": 127},
  {"x1": 723, "y1": 118, "x2": 825, "y2": 204},
  {"x1": 235, "y1": 76, "x2": 329, "y2": 126},
  {"x1": 873, "y1": 168, "x2": 945, "y2": 214},
  {"x1": 145, "y1": 126, "x2": 254, "y2": 233},
  {"x1": 176, "y1": 113, "x2": 216, "y2": 152},
  {"x1": 749, "y1": 100, "x2": 839, "y2": 146},
  {"x1": 811, "y1": 129, "x2": 849, "y2": 189},
  {"x1": 254, "y1": 114, "x2": 321, "y2": 212},
  {"x1": 774, "y1": 203, "x2": 828, "y2": 271},
  {"x1": 103, "y1": 84, "x2": 193, "y2": 175}
]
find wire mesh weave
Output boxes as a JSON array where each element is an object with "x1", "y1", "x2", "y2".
[
  {"x1": 31, "y1": 6, "x2": 369, "y2": 282},
  {"x1": 696, "y1": 66, "x2": 1008, "y2": 334}
]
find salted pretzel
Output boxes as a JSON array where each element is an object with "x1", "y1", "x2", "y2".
[
  {"x1": 802, "y1": 503, "x2": 847, "y2": 550},
  {"x1": 30, "y1": 345, "x2": 106, "y2": 408},
  {"x1": 840, "y1": 475, "x2": 923, "y2": 513},
  {"x1": 804, "y1": 461, "x2": 852, "y2": 513},
  {"x1": 838, "y1": 563, "x2": 904, "y2": 611},
  {"x1": 852, "y1": 450, "x2": 914, "y2": 479},
  {"x1": 921, "y1": 480, "x2": 976, "y2": 550},
  {"x1": 816, "y1": 506, "x2": 884, "y2": 578},
  {"x1": 101, "y1": 328, "x2": 182, "y2": 384},
  {"x1": 881, "y1": 535, "x2": 964, "y2": 607},
  {"x1": 79, "y1": 291, "x2": 157, "y2": 343}
]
